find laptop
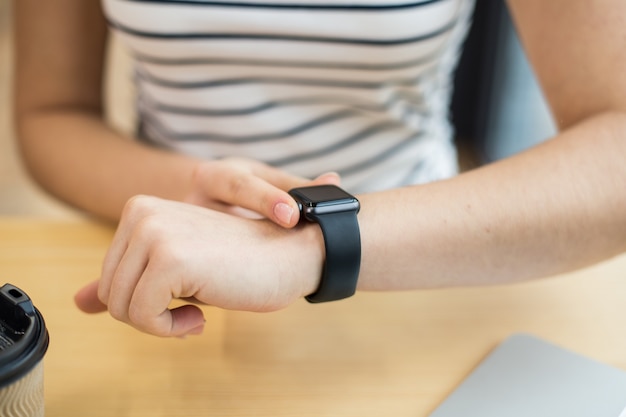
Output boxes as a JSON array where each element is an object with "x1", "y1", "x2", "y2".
[{"x1": 428, "y1": 333, "x2": 626, "y2": 417}]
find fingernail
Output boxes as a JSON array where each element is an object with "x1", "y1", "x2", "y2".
[
  {"x1": 177, "y1": 323, "x2": 205, "y2": 338},
  {"x1": 274, "y1": 203, "x2": 294, "y2": 225},
  {"x1": 187, "y1": 323, "x2": 205, "y2": 336}
]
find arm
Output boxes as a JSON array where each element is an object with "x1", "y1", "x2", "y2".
[
  {"x1": 362, "y1": 0, "x2": 626, "y2": 288},
  {"x1": 75, "y1": 0, "x2": 626, "y2": 337},
  {"x1": 14, "y1": 0, "x2": 332, "y2": 224},
  {"x1": 359, "y1": 114, "x2": 626, "y2": 290},
  {"x1": 14, "y1": 1, "x2": 199, "y2": 221}
]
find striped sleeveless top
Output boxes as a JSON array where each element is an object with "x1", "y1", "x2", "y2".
[{"x1": 103, "y1": 0, "x2": 475, "y2": 193}]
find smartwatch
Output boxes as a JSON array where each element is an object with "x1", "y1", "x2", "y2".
[{"x1": 288, "y1": 185, "x2": 361, "y2": 303}]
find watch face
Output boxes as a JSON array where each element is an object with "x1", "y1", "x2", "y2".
[
  {"x1": 289, "y1": 185, "x2": 360, "y2": 215},
  {"x1": 295, "y1": 185, "x2": 352, "y2": 203}
]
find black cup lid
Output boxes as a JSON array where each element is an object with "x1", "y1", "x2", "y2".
[{"x1": 0, "y1": 284, "x2": 50, "y2": 388}]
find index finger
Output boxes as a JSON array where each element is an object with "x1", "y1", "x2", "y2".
[
  {"x1": 199, "y1": 162, "x2": 341, "y2": 228},
  {"x1": 74, "y1": 280, "x2": 107, "y2": 314}
]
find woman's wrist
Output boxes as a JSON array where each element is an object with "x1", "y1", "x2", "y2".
[{"x1": 293, "y1": 222, "x2": 326, "y2": 299}]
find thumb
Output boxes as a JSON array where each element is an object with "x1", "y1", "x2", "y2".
[{"x1": 74, "y1": 280, "x2": 108, "y2": 314}]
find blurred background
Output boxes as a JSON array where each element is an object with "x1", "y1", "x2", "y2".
[
  {"x1": 0, "y1": 0, "x2": 75, "y2": 217},
  {"x1": 0, "y1": 0, "x2": 133, "y2": 219},
  {"x1": 451, "y1": 0, "x2": 555, "y2": 163},
  {"x1": 0, "y1": 0, "x2": 555, "y2": 219}
]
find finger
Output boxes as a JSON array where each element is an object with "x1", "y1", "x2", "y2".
[
  {"x1": 105, "y1": 237, "x2": 149, "y2": 324},
  {"x1": 74, "y1": 280, "x2": 107, "y2": 314},
  {"x1": 248, "y1": 161, "x2": 321, "y2": 190},
  {"x1": 98, "y1": 231, "x2": 128, "y2": 307},
  {"x1": 311, "y1": 171, "x2": 341, "y2": 186},
  {"x1": 222, "y1": 170, "x2": 341, "y2": 227},
  {"x1": 171, "y1": 305, "x2": 206, "y2": 337},
  {"x1": 133, "y1": 304, "x2": 205, "y2": 338},
  {"x1": 196, "y1": 162, "x2": 340, "y2": 227},
  {"x1": 128, "y1": 261, "x2": 206, "y2": 337},
  {"x1": 206, "y1": 166, "x2": 302, "y2": 228},
  {"x1": 98, "y1": 196, "x2": 150, "y2": 306}
]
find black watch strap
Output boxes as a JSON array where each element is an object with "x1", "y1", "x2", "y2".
[{"x1": 305, "y1": 210, "x2": 361, "y2": 303}]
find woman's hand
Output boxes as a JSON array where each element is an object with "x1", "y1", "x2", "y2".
[
  {"x1": 74, "y1": 195, "x2": 324, "y2": 337},
  {"x1": 184, "y1": 157, "x2": 340, "y2": 228}
]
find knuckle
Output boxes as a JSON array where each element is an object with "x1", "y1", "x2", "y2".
[
  {"x1": 149, "y1": 241, "x2": 180, "y2": 269},
  {"x1": 259, "y1": 193, "x2": 275, "y2": 214},
  {"x1": 96, "y1": 285, "x2": 108, "y2": 306},
  {"x1": 227, "y1": 174, "x2": 250, "y2": 198},
  {"x1": 127, "y1": 302, "x2": 147, "y2": 326},
  {"x1": 122, "y1": 195, "x2": 158, "y2": 219},
  {"x1": 191, "y1": 161, "x2": 214, "y2": 183},
  {"x1": 132, "y1": 211, "x2": 171, "y2": 245},
  {"x1": 134, "y1": 215, "x2": 160, "y2": 240},
  {"x1": 108, "y1": 304, "x2": 127, "y2": 322},
  {"x1": 128, "y1": 306, "x2": 169, "y2": 337}
]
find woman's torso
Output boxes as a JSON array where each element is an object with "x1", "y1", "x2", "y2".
[{"x1": 103, "y1": 0, "x2": 474, "y2": 193}]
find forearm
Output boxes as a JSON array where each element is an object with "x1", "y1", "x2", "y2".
[
  {"x1": 17, "y1": 110, "x2": 200, "y2": 221},
  {"x1": 357, "y1": 112, "x2": 626, "y2": 290},
  {"x1": 13, "y1": 1, "x2": 202, "y2": 221}
]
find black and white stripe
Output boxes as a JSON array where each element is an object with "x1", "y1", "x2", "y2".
[{"x1": 104, "y1": 0, "x2": 474, "y2": 192}]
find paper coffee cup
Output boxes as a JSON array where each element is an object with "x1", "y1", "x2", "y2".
[{"x1": 0, "y1": 284, "x2": 50, "y2": 417}]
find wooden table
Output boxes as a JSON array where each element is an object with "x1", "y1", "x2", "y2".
[{"x1": 1, "y1": 217, "x2": 625, "y2": 417}]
